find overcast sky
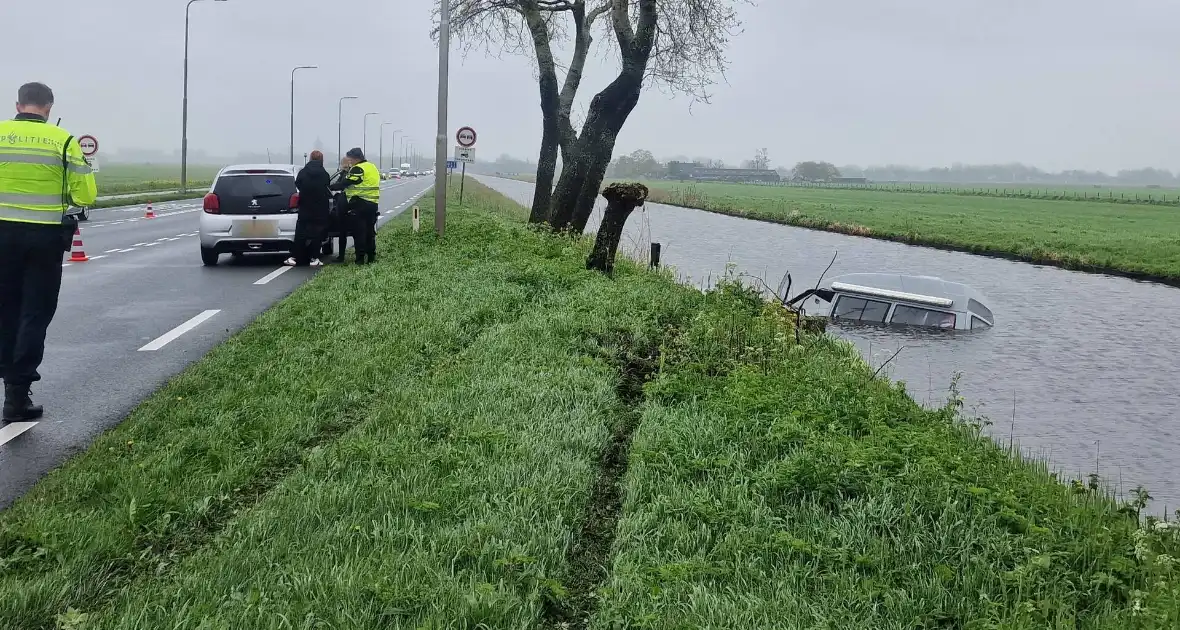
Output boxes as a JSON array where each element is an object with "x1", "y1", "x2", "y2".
[{"x1": 5, "y1": 0, "x2": 1178, "y2": 172}]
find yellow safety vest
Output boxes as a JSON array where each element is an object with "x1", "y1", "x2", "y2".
[
  {"x1": 0, "y1": 117, "x2": 98, "y2": 225},
  {"x1": 348, "y1": 160, "x2": 381, "y2": 204}
]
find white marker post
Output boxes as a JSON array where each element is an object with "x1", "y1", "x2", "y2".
[
  {"x1": 412, "y1": 205, "x2": 420, "y2": 232},
  {"x1": 455, "y1": 127, "x2": 476, "y2": 204}
]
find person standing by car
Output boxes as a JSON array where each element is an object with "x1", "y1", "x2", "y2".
[
  {"x1": 329, "y1": 147, "x2": 380, "y2": 265},
  {"x1": 286, "y1": 150, "x2": 331, "y2": 267},
  {"x1": 0, "y1": 82, "x2": 98, "y2": 423}
]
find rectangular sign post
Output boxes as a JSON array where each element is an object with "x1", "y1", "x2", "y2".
[{"x1": 454, "y1": 146, "x2": 475, "y2": 205}]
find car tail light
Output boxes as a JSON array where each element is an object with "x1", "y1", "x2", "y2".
[
  {"x1": 289, "y1": 193, "x2": 299, "y2": 209},
  {"x1": 203, "y1": 193, "x2": 220, "y2": 214}
]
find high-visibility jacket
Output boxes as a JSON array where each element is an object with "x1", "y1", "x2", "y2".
[
  {"x1": 345, "y1": 160, "x2": 381, "y2": 204},
  {"x1": 0, "y1": 115, "x2": 98, "y2": 225}
]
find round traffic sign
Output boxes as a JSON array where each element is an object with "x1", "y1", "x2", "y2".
[
  {"x1": 77, "y1": 135, "x2": 99, "y2": 157},
  {"x1": 456, "y1": 126, "x2": 477, "y2": 148}
]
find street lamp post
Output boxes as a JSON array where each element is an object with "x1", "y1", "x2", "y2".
[
  {"x1": 181, "y1": 0, "x2": 228, "y2": 193},
  {"x1": 289, "y1": 65, "x2": 317, "y2": 164},
  {"x1": 337, "y1": 96, "x2": 358, "y2": 166},
  {"x1": 379, "y1": 124, "x2": 400, "y2": 172},
  {"x1": 362, "y1": 112, "x2": 379, "y2": 157},
  {"x1": 434, "y1": 0, "x2": 451, "y2": 235}
]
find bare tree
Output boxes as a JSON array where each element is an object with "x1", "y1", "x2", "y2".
[{"x1": 439, "y1": 0, "x2": 749, "y2": 230}]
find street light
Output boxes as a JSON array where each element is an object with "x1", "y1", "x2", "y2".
[
  {"x1": 181, "y1": 0, "x2": 228, "y2": 193},
  {"x1": 379, "y1": 124, "x2": 400, "y2": 172},
  {"x1": 362, "y1": 112, "x2": 379, "y2": 157},
  {"x1": 289, "y1": 65, "x2": 317, "y2": 164},
  {"x1": 435, "y1": 0, "x2": 451, "y2": 235},
  {"x1": 337, "y1": 96, "x2": 358, "y2": 166},
  {"x1": 400, "y1": 137, "x2": 409, "y2": 169}
]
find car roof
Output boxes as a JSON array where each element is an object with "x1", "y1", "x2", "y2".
[
  {"x1": 216, "y1": 164, "x2": 299, "y2": 177},
  {"x1": 824, "y1": 272, "x2": 990, "y2": 311}
]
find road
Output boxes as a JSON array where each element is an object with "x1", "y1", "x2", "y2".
[{"x1": 0, "y1": 178, "x2": 434, "y2": 509}]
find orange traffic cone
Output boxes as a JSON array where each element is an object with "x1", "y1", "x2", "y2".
[
  {"x1": 144, "y1": 201, "x2": 156, "y2": 219},
  {"x1": 69, "y1": 228, "x2": 89, "y2": 262}
]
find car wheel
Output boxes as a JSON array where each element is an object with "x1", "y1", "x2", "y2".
[{"x1": 201, "y1": 247, "x2": 219, "y2": 266}]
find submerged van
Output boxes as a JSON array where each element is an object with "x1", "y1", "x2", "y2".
[{"x1": 787, "y1": 273, "x2": 994, "y2": 331}]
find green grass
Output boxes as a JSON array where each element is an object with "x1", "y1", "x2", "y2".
[
  {"x1": 90, "y1": 191, "x2": 204, "y2": 209},
  {"x1": 643, "y1": 181, "x2": 1180, "y2": 283},
  {"x1": 2, "y1": 180, "x2": 1177, "y2": 628},
  {"x1": 96, "y1": 163, "x2": 219, "y2": 195},
  {"x1": 766, "y1": 181, "x2": 1180, "y2": 206}
]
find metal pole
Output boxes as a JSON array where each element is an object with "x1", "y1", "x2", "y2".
[
  {"x1": 389, "y1": 129, "x2": 400, "y2": 172},
  {"x1": 181, "y1": 0, "x2": 226, "y2": 193},
  {"x1": 459, "y1": 162, "x2": 466, "y2": 204},
  {"x1": 290, "y1": 65, "x2": 316, "y2": 164},
  {"x1": 434, "y1": 0, "x2": 451, "y2": 236},
  {"x1": 363, "y1": 112, "x2": 378, "y2": 157},
  {"x1": 337, "y1": 96, "x2": 357, "y2": 166}
]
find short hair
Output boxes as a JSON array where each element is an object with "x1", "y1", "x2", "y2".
[
  {"x1": 17, "y1": 83, "x2": 54, "y2": 107},
  {"x1": 345, "y1": 147, "x2": 365, "y2": 160},
  {"x1": 309, "y1": 150, "x2": 323, "y2": 161}
]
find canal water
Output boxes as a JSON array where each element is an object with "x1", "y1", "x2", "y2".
[{"x1": 478, "y1": 176, "x2": 1180, "y2": 513}]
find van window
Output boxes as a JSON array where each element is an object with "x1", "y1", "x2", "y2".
[
  {"x1": 971, "y1": 315, "x2": 992, "y2": 329},
  {"x1": 832, "y1": 296, "x2": 890, "y2": 323},
  {"x1": 891, "y1": 304, "x2": 956, "y2": 329},
  {"x1": 968, "y1": 298, "x2": 993, "y2": 324}
]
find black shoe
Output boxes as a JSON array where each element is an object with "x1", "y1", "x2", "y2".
[{"x1": 3, "y1": 383, "x2": 44, "y2": 422}]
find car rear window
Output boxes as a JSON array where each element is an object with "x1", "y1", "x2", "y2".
[{"x1": 213, "y1": 172, "x2": 296, "y2": 214}]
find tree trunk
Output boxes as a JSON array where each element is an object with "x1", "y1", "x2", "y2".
[
  {"x1": 550, "y1": 72, "x2": 643, "y2": 232},
  {"x1": 586, "y1": 183, "x2": 649, "y2": 274},
  {"x1": 529, "y1": 98, "x2": 561, "y2": 224}
]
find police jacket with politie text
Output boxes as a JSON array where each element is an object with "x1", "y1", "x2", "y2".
[
  {"x1": 329, "y1": 160, "x2": 380, "y2": 205},
  {"x1": 0, "y1": 113, "x2": 98, "y2": 225}
]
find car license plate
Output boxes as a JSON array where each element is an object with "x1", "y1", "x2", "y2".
[{"x1": 238, "y1": 220, "x2": 277, "y2": 238}]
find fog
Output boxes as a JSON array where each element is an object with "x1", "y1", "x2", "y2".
[{"x1": 5, "y1": 0, "x2": 1179, "y2": 171}]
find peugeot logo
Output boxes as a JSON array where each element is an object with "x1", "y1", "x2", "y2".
[{"x1": 250, "y1": 199, "x2": 259, "y2": 207}]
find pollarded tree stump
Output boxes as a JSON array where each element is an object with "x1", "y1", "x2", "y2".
[{"x1": 586, "y1": 182, "x2": 649, "y2": 275}]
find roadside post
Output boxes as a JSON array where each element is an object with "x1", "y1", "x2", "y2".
[
  {"x1": 412, "y1": 205, "x2": 420, "y2": 232},
  {"x1": 455, "y1": 127, "x2": 476, "y2": 204}
]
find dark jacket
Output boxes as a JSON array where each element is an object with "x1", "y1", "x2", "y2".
[{"x1": 295, "y1": 159, "x2": 331, "y2": 220}]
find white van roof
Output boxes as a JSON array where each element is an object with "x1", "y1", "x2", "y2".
[{"x1": 823, "y1": 273, "x2": 990, "y2": 312}]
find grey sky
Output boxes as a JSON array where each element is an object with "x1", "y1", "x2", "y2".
[{"x1": 6, "y1": 0, "x2": 1177, "y2": 171}]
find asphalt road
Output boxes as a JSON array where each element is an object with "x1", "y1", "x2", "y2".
[{"x1": 0, "y1": 178, "x2": 434, "y2": 509}]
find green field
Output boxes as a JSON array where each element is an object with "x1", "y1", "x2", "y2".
[
  {"x1": 642, "y1": 181, "x2": 1180, "y2": 283},
  {"x1": 95, "y1": 163, "x2": 220, "y2": 195},
  {"x1": 1, "y1": 180, "x2": 1176, "y2": 628},
  {"x1": 768, "y1": 181, "x2": 1180, "y2": 204}
]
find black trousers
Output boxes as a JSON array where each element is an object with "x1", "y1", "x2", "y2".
[
  {"x1": 292, "y1": 215, "x2": 327, "y2": 265},
  {"x1": 0, "y1": 222, "x2": 66, "y2": 388},
  {"x1": 348, "y1": 199, "x2": 379, "y2": 261}
]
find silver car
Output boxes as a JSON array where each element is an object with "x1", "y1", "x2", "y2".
[{"x1": 198, "y1": 164, "x2": 301, "y2": 266}]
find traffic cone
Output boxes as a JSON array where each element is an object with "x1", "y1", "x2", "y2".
[
  {"x1": 69, "y1": 228, "x2": 89, "y2": 262},
  {"x1": 144, "y1": 201, "x2": 156, "y2": 219}
]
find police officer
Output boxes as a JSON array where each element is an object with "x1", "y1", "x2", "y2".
[
  {"x1": 329, "y1": 148, "x2": 380, "y2": 265},
  {"x1": 0, "y1": 83, "x2": 97, "y2": 423}
]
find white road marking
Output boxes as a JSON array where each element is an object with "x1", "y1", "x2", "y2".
[
  {"x1": 144, "y1": 242, "x2": 159, "y2": 247},
  {"x1": 254, "y1": 266, "x2": 293, "y2": 285},
  {"x1": 89, "y1": 255, "x2": 107, "y2": 260},
  {"x1": 138, "y1": 309, "x2": 220, "y2": 352},
  {"x1": 133, "y1": 242, "x2": 149, "y2": 247},
  {"x1": 114, "y1": 248, "x2": 136, "y2": 253},
  {"x1": 0, "y1": 421, "x2": 38, "y2": 446},
  {"x1": 105, "y1": 248, "x2": 121, "y2": 253}
]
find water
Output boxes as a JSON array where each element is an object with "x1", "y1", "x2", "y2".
[{"x1": 478, "y1": 176, "x2": 1180, "y2": 513}]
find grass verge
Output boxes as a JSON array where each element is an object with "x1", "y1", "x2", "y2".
[
  {"x1": 1, "y1": 179, "x2": 1176, "y2": 628},
  {"x1": 90, "y1": 191, "x2": 203, "y2": 210}
]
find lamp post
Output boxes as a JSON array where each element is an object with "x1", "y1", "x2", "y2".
[
  {"x1": 289, "y1": 65, "x2": 317, "y2": 164},
  {"x1": 181, "y1": 0, "x2": 228, "y2": 193},
  {"x1": 379, "y1": 124, "x2": 400, "y2": 172},
  {"x1": 434, "y1": 0, "x2": 451, "y2": 235},
  {"x1": 400, "y1": 137, "x2": 408, "y2": 169},
  {"x1": 337, "y1": 96, "x2": 358, "y2": 166},
  {"x1": 362, "y1": 112, "x2": 379, "y2": 157}
]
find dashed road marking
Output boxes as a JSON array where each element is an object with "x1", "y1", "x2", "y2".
[
  {"x1": 138, "y1": 309, "x2": 220, "y2": 352},
  {"x1": 253, "y1": 266, "x2": 293, "y2": 285},
  {"x1": 0, "y1": 421, "x2": 38, "y2": 447}
]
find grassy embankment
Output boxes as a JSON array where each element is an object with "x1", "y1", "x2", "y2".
[
  {"x1": 641, "y1": 181, "x2": 1180, "y2": 285},
  {"x1": 95, "y1": 163, "x2": 219, "y2": 196},
  {"x1": 1, "y1": 180, "x2": 1177, "y2": 629}
]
